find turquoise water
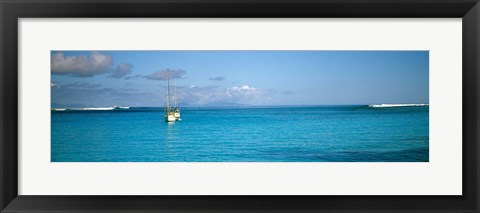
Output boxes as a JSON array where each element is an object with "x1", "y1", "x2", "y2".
[{"x1": 51, "y1": 106, "x2": 429, "y2": 162}]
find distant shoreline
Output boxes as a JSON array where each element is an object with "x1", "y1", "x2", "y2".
[{"x1": 51, "y1": 104, "x2": 430, "y2": 111}]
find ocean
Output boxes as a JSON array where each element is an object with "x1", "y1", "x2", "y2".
[{"x1": 51, "y1": 105, "x2": 429, "y2": 162}]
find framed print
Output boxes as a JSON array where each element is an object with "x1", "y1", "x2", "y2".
[{"x1": 1, "y1": 0, "x2": 479, "y2": 212}]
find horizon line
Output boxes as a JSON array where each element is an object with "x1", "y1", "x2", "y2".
[{"x1": 51, "y1": 103, "x2": 430, "y2": 109}]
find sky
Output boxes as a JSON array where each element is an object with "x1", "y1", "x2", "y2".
[{"x1": 51, "y1": 51, "x2": 429, "y2": 108}]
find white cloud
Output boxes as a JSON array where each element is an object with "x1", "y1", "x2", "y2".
[
  {"x1": 173, "y1": 85, "x2": 223, "y2": 106},
  {"x1": 51, "y1": 52, "x2": 113, "y2": 77},
  {"x1": 124, "y1": 74, "x2": 143, "y2": 80},
  {"x1": 52, "y1": 80, "x2": 271, "y2": 107},
  {"x1": 58, "y1": 82, "x2": 102, "y2": 89},
  {"x1": 109, "y1": 63, "x2": 133, "y2": 78},
  {"x1": 51, "y1": 82, "x2": 160, "y2": 107},
  {"x1": 227, "y1": 85, "x2": 264, "y2": 101},
  {"x1": 146, "y1": 69, "x2": 186, "y2": 81},
  {"x1": 173, "y1": 84, "x2": 269, "y2": 106},
  {"x1": 209, "y1": 76, "x2": 226, "y2": 81}
]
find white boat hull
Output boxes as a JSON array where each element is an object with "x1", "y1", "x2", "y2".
[{"x1": 164, "y1": 114, "x2": 175, "y2": 122}]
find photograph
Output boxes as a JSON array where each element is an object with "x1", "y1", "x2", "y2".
[
  {"x1": 3, "y1": 0, "x2": 477, "y2": 211},
  {"x1": 51, "y1": 50, "x2": 429, "y2": 162}
]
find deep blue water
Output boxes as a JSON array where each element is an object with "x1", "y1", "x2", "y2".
[{"x1": 51, "y1": 106, "x2": 429, "y2": 162}]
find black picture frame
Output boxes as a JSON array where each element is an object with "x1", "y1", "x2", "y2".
[{"x1": 1, "y1": 0, "x2": 479, "y2": 212}]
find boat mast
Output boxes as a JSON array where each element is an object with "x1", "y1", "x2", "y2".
[
  {"x1": 174, "y1": 80, "x2": 178, "y2": 108},
  {"x1": 167, "y1": 69, "x2": 171, "y2": 113}
]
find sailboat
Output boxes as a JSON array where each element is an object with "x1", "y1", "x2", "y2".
[
  {"x1": 164, "y1": 70, "x2": 176, "y2": 122},
  {"x1": 173, "y1": 80, "x2": 181, "y2": 120}
]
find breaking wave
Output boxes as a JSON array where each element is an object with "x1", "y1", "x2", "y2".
[
  {"x1": 83, "y1": 107, "x2": 115, "y2": 110},
  {"x1": 368, "y1": 104, "x2": 429, "y2": 108},
  {"x1": 52, "y1": 106, "x2": 130, "y2": 111},
  {"x1": 53, "y1": 108, "x2": 67, "y2": 111}
]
